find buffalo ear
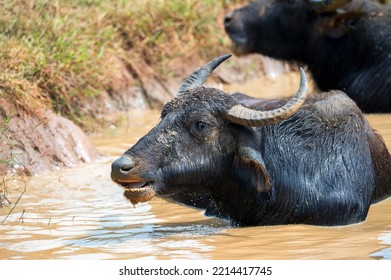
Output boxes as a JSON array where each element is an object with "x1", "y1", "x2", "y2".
[
  {"x1": 236, "y1": 146, "x2": 271, "y2": 193},
  {"x1": 324, "y1": 9, "x2": 365, "y2": 39}
]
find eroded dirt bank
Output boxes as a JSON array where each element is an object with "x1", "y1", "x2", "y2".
[{"x1": 0, "y1": 99, "x2": 101, "y2": 175}]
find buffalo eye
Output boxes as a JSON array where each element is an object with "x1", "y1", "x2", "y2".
[
  {"x1": 190, "y1": 120, "x2": 211, "y2": 140},
  {"x1": 196, "y1": 121, "x2": 207, "y2": 131}
]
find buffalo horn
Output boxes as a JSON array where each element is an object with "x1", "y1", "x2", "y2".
[
  {"x1": 308, "y1": 0, "x2": 351, "y2": 13},
  {"x1": 225, "y1": 68, "x2": 308, "y2": 127},
  {"x1": 177, "y1": 54, "x2": 232, "y2": 96}
]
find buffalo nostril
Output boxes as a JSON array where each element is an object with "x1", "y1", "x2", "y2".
[
  {"x1": 224, "y1": 12, "x2": 234, "y2": 26},
  {"x1": 120, "y1": 163, "x2": 133, "y2": 172},
  {"x1": 111, "y1": 155, "x2": 136, "y2": 177}
]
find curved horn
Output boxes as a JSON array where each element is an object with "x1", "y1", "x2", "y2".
[
  {"x1": 225, "y1": 68, "x2": 308, "y2": 127},
  {"x1": 177, "y1": 54, "x2": 232, "y2": 96},
  {"x1": 308, "y1": 0, "x2": 351, "y2": 13}
]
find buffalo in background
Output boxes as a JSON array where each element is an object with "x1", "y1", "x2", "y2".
[
  {"x1": 224, "y1": 0, "x2": 391, "y2": 113},
  {"x1": 111, "y1": 55, "x2": 391, "y2": 227}
]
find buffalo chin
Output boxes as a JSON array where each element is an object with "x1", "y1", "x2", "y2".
[
  {"x1": 119, "y1": 181, "x2": 156, "y2": 206},
  {"x1": 123, "y1": 185, "x2": 156, "y2": 206}
]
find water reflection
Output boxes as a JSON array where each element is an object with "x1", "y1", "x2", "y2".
[{"x1": 0, "y1": 159, "x2": 230, "y2": 260}]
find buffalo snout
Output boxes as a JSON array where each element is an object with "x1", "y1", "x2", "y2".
[
  {"x1": 111, "y1": 155, "x2": 136, "y2": 183},
  {"x1": 224, "y1": 10, "x2": 242, "y2": 32}
]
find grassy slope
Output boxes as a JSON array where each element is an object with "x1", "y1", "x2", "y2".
[{"x1": 0, "y1": 0, "x2": 239, "y2": 130}]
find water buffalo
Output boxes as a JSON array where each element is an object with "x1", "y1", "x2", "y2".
[
  {"x1": 224, "y1": 0, "x2": 391, "y2": 113},
  {"x1": 111, "y1": 55, "x2": 391, "y2": 227}
]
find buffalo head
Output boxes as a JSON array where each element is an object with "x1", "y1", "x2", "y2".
[
  {"x1": 111, "y1": 54, "x2": 308, "y2": 207},
  {"x1": 224, "y1": 0, "x2": 379, "y2": 60}
]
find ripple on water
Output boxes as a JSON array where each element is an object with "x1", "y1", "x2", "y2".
[
  {"x1": 370, "y1": 248, "x2": 391, "y2": 260},
  {"x1": 0, "y1": 166, "x2": 228, "y2": 260}
]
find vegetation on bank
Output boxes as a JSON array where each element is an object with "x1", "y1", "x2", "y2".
[
  {"x1": 0, "y1": 0, "x2": 241, "y2": 130},
  {"x1": 0, "y1": 116, "x2": 27, "y2": 210},
  {"x1": 0, "y1": 118, "x2": 10, "y2": 207}
]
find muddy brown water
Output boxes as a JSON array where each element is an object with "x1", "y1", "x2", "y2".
[{"x1": 1, "y1": 73, "x2": 390, "y2": 260}]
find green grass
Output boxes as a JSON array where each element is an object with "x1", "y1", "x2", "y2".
[
  {"x1": 0, "y1": 1, "x2": 119, "y2": 126},
  {"x1": 0, "y1": 0, "x2": 238, "y2": 130}
]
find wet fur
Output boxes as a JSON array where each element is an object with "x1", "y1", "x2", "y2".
[{"x1": 114, "y1": 88, "x2": 391, "y2": 226}]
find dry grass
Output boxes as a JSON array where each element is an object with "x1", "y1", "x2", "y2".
[
  {"x1": 0, "y1": 0, "x2": 240, "y2": 129},
  {"x1": 0, "y1": 116, "x2": 27, "y2": 211}
]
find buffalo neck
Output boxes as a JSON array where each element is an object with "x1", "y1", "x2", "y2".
[{"x1": 208, "y1": 164, "x2": 272, "y2": 227}]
